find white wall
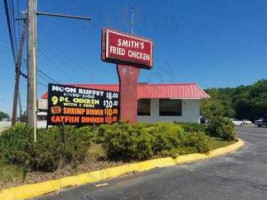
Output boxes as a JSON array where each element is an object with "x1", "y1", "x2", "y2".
[{"x1": 138, "y1": 99, "x2": 200, "y2": 123}]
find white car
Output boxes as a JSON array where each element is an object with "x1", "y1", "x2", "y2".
[
  {"x1": 242, "y1": 119, "x2": 253, "y2": 126},
  {"x1": 231, "y1": 119, "x2": 243, "y2": 126}
]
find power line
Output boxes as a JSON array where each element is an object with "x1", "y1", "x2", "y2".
[
  {"x1": 38, "y1": 40, "x2": 90, "y2": 81},
  {"x1": 38, "y1": 49, "x2": 74, "y2": 79},
  {"x1": 16, "y1": 0, "x2": 21, "y2": 36},
  {"x1": 38, "y1": 69, "x2": 60, "y2": 84},
  {"x1": 37, "y1": 81, "x2": 47, "y2": 88},
  {"x1": 22, "y1": 61, "x2": 60, "y2": 84},
  {"x1": 3, "y1": 0, "x2": 17, "y2": 65},
  {"x1": 10, "y1": 0, "x2": 18, "y2": 53},
  {"x1": 38, "y1": 27, "x2": 91, "y2": 79},
  {"x1": 19, "y1": 65, "x2": 47, "y2": 88}
]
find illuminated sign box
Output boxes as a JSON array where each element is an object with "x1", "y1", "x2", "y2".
[
  {"x1": 47, "y1": 84, "x2": 119, "y2": 126},
  {"x1": 102, "y1": 29, "x2": 153, "y2": 69}
]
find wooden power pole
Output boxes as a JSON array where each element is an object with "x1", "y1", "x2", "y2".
[
  {"x1": 12, "y1": 18, "x2": 26, "y2": 126},
  {"x1": 26, "y1": 0, "x2": 90, "y2": 142},
  {"x1": 27, "y1": 0, "x2": 37, "y2": 141}
]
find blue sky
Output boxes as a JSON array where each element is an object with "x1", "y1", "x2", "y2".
[{"x1": 1, "y1": 0, "x2": 267, "y2": 115}]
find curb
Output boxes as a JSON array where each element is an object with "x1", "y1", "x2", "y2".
[{"x1": 0, "y1": 139, "x2": 244, "y2": 200}]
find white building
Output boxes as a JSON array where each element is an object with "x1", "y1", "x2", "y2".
[{"x1": 40, "y1": 83, "x2": 210, "y2": 124}]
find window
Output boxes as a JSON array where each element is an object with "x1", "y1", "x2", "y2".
[
  {"x1": 159, "y1": 99, "x2": 182, "y2": 116},
  {"x1": 137, "y1": 99, "x2": 150, "y2": 116}
]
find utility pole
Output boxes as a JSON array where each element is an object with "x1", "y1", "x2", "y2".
[
  {"x1": 19, "y1": 91, "x2": 23, "y2": 120},
  {"x1": 27, "y1": 0, "x2": 37, "y2": 141},
  {"x1": 26, "y1": 0, "x2": 91, "y2": 142},
  {"x1": 12, "y1": 17, "x2": 26, "y2": 126}
]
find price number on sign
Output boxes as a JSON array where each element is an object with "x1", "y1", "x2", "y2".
[
  {"x1": 106, "y1": 92, "x2": 119, "y2": 100},
  {"x1": 103, "y1": 100, "x2": 113, "y2": 108},
  {"x1": 105, "y1": 108, "x2": 119, "y2": 116},
  {"x1": 105, "y1": 116, "x2": 118, "y2": 124}
]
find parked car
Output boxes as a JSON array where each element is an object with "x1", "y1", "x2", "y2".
[
  {"x1": 242, "y1": 119, "x2": 253, "y2": 126},
  {"x1": 263, "y1": 114, "x2": 267, "y2": 126},
  {"x1": 258, "y1": 114, "x2": 267, "y2": 127},
  {"x1": 254, "y1": 118, "x2": 263, "y2": 127},
  {"x1": 231, "y1": 119, "x2": 243, "y2": 126}
]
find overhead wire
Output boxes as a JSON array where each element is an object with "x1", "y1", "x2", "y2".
[
  {"x1": 38, "y1": 38, "x2": 87, "y2": 81},
  {"x1": 9, "y1": 0, "x2": 18, "y2": 54},
  {"x1": 3, "y1": 0, "x2": 17, "y2": 65},
  {"x1": 38, "y1": 49, "x2": 74, "y2": 80},
  {"x1": 22, "y1": 60, "x2": 60, "y2": 84},
  {"x1": 38, "y1": 69, "x2": 60, "y2": 84},
  {"x1": 75, "y1": 1, "x2": 95, "y2": 83},
  {"x1": 38, "y1": 26, "x2": 91, "y2": 81}
]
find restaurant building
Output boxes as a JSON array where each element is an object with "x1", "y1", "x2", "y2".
[{"x1": 39, "y1": 83, "x2": 210, "y2": 124}]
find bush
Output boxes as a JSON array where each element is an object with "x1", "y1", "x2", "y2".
[
  {"x1": 182, "y1": 132, "x2": 211, "y2": 153},
  {"x1": 147, "y1": 122, "x2": 184, "y2": 156},
  {"x1": 98, "y1": 122, "x2": 154, "y2": 161},
  {"x1": 98, "y1": 122, "x2": 212, "y2": 161},
  {"x1": 0, "y1": 124, "x2": 93, "y2": 172},
  {"x1": 206, "y1": 116, "x2": 236, "y2": 141},
  {"x1": 175, "y1": 122, "x2": 206, "y2": 133},
  {"x1": 0, "y1": 122, "x2": 218, "y2": 171}
]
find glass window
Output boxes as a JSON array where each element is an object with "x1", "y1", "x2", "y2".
[
  {"x1": 137, "y1": 99, "x2": 150, "y2": 116},
  {"x1": 159, "y1": 99, "x2": 182, "y2": 116}
]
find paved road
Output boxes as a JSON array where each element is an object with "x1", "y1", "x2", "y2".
[
  {"x1": 36, "y1": 127, "x2": 267, "y2": 200},
  {"x1": 0, "y1": 121, "x2": 11, "y2": 132}
]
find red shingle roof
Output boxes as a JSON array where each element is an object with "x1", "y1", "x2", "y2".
[{"x1": 40, "y1": 83, "x2": 210, "y2": 99}]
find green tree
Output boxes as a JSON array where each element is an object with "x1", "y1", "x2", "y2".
[
  {"x1": 201, "y1": 79, "x2": 267, "y2": 121},
  {"x1": 0, "y1": 111, "x2": 9, "y2": 120}
]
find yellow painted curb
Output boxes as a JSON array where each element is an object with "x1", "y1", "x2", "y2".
[
  {"x1": 174, "y1": 138, "x2": 244, "y2": 164},
  {"x1": 0, "y1": 139, "x2": 244, "y2": 200}
]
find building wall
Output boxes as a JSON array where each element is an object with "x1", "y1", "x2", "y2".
[{"x1": 138, "y1": 99, "x2": 200, "y2": 123}]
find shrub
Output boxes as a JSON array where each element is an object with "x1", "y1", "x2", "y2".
[
  {"x1": 0, "y1": 124, "x2": 93, "y2": 172},
  {"x1": 175, "y1": 122, "x2": 206, "y2": 133},
  {"x1": 99, "y1": 122, "x2": 154, "y2": 161},
  {"x1": 98, "y1": 122, "x2": 212, "y2": 160},
  {"x1": 206, "y1": 116, "x2": 236, "y2": 141},
  {"x1": 182, "y1": 132, "x2": 211, "y2": 153},
  {"x1": 147, "y1": 122, "x2": 184, "y2": 155}
]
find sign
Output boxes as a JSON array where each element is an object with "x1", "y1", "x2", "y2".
[
  {"x1": 102, "y1": 28, "x2": 153, "y2": 69},
  {"x1": 47, "y1": 84, "x2": 119, "y2": 125}
]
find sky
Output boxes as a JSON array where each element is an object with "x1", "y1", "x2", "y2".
[{"x1": 0, "y1": 0, "x2": 267, "y2": 116}]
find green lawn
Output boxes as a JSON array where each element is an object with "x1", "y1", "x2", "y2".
[{"x1": 210, "y1": 137, "x2": 236, "y2": 150}]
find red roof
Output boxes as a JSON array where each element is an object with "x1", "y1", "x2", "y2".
[{"x1": 40, "y1": 83, "x2": 210, "y2": 99}]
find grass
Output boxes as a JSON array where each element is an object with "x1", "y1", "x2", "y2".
[{"x1": 210, "y1": 137, "x2": 236, "y2": 150}]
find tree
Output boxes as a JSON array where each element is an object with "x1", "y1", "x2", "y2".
[
  {"x1": 201, "y1": 79, "x2": 267, "y2": 121},
  {"x1": 0, "y1": 111, "x2": 9, "y2": 120}
]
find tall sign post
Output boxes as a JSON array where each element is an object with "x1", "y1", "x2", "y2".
[{"x1": 102, "y1": 29, "x2": 153, "y2": 123}]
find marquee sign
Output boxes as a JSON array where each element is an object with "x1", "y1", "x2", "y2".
[
  {"x1": 102, "y1": 29, "x2": 153, "y2": 69},
  {"x1": 47, "y1": 84, "x2": 119, "y2": 126}
]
